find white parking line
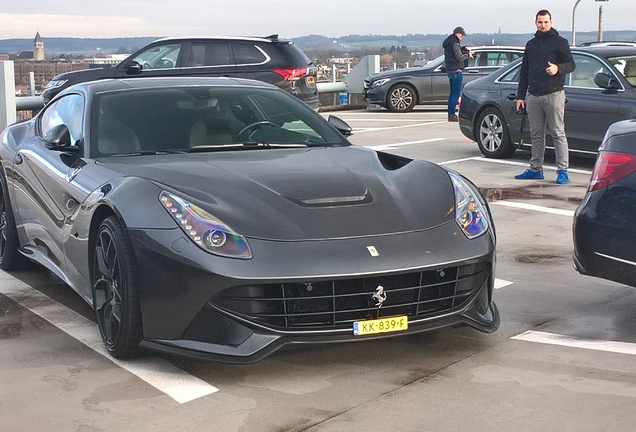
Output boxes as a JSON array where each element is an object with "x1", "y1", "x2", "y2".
[
  {"x1": 0, "y1": 273, "x2": 218, "y2": 404},
  {"x1": 490, "y1": 201, "x2": 575, "y2": 217},
  {"x1": 365, "y1": 138, "x2": 445, "y2": 151},
  {"x1": 458, "y1": 156, "x2": 593, "y2": 175},
  {"x1": 512, "y1": 330, "x2": 636, "y2": 356},
  {"x1": 494, "y1": 278, "x2": 513, "y2": 289},
  {"x1": 354, "y1": 121, "x2": 448, "y2": 134}
]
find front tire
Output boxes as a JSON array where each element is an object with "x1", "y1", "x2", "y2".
[
  {"x1": 0, "y1": 173, "x2": 28, "y2": 270},
  {"x1": 91, "y1": 216, "x2": 143, "y2": 358},
  {"x1": 476, "y1": 107, "x2": 515, "y2": 158},
  {"x1": 386, "y1": 84, "x2": 417, "y2": 112}
]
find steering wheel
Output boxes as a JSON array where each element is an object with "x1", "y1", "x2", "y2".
[
  {"x1": 235, "y1": 121, "x2": 278, "y2": 141},
  {"x1": 142, "y1": 63, "x2": 152, "y2": 70}
]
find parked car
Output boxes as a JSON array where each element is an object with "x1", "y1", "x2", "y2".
[
  {"x1": 0, "y1": 76, "x2": 499, "y2": 363},
  {"x1": 363, "y1": 46, "x2": 524, "y2": 112},
  {"x1": 573, "y1": 119, "x2": 636, "y2": 287},
  {"x1": 459, "y1": 45, "x2": 636, "y2": 158},
  {"x1": 42, "y1": 35, "x2": 319, "y2": 108}
]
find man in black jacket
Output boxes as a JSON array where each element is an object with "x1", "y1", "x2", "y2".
[
  {"x1": 515, "y1": 9, "x2": 575, "y2": 184},
  {"x1": 443, "y1": 26, "x2": 473, "y2": 122}
]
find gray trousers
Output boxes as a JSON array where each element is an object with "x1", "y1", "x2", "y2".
[{"x1": 526, "y1": 90, "x2": 569, "y2": 171}]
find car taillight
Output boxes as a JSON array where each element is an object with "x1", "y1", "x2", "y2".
[
  {"x1": 273, "y1": 68, "x2": 308, "y2": 81},
  {"x1": 588, "y1": 151, "x2": 636, "y2": 192}
]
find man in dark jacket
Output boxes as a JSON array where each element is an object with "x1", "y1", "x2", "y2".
[
  {"x1": 515, "y1": 9, "x2": 575, "y2": 184},
  {"x1": 443, "y1": 26, "x2": 473, "y2": 122}
]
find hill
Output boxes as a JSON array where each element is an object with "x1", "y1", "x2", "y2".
[{"x1": 1, "y1": 31, "x2": 635, "y2": 57}]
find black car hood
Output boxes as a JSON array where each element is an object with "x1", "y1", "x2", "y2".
[
  {"x1": 54, "y1": 66, "x2": 115, "y2": 82},
  {"x1": 98, "y1": 146, "x2": 455, "y2": 240}
]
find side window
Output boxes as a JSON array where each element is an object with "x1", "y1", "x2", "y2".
[
  {"x1": 39, "y1": 94, "x2": 84, "y2": 144},
  {"x1": 131, "y1": 43, "x2": 180, "y2": 69},
  {"x1": 499, "y1": 65, "x2": 521, "y2": 83},
  {"x1": 186, "y1": 43, "x2": 231, "y2": 67},
  {"x1": 233, "y1": 44, "x2": 268, "y2": 65},
  {"x1": 568, "y1": 54, "x2": 611, "y2": 88}
]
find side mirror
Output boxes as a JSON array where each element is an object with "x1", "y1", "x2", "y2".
[
  {"x1": 327, "y1": 115, "x2": 353, "y2": 137},
  {"x1": 122, "y1": 60, "x2": 143, "y2": 75},
  {"x1": 594, "y1": 72, "x2": 619, "y2": 90},
  {"x1": 44, "y1": 124, "x2": 71, "y2": 147}
]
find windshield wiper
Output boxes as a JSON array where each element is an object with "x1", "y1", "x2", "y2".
[
  {"x1": 188, "y1": 142, "x2": 308, "y2": 152},
  {"x1": 109, "y1": 149, "x2": 188, "y2": 157}
]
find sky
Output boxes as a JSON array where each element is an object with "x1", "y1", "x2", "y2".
[{"x1": 1, "y1": 0, "x2": 635, "y2": 40}]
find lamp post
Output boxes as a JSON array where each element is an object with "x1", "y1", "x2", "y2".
[
  {"x1": 597, "y1": 0, "x2": 609, "y2": 42},
  {"x1": 572, "y1": 0, "x2": 610, "y2": 45},
  {"x1": 572, "y1": 0, "x2": 582, "y2": 45}
]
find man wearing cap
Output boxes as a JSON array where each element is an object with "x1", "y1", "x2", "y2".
[{"x1": 442, "y1": 26, "x2": 473, "y2": 122}]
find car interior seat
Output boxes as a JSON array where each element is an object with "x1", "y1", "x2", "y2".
[
  {"x1": 624, "y1": 60, "x2": 636, "y2": 86},
  {"x1": 188, "y1": 98, "x2": 242, "y2": 146},
  {"x1": 97, "y1": 117, "x2": 141, "y2": 155},
  {"x1": 570, "y1": 60, "x2": 600, "y2": 88}
]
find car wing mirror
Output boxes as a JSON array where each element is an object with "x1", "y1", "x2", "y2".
[
  {"x1": 44, "y1": 124, "x2": 72, "y2": 148},
  {"x1": 327, "y1": 115, "x2": 353, "y2": 137},
  {"x1": 43, "y1": 125, "x2": 82, "y2": 154},
  {"x1": 122, "y1": 60, "x2": 143, "y2": 75},
  {"x1": 594, "y1": 72, "x2": 619, "y2": 90}
]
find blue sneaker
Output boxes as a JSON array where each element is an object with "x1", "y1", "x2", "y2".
[
  {"x1": 515, "y1": 169, "x2": 544, "y2": 180},
  {"x1": 556, "y1": 169, "x2": 569, "y2": 184}
]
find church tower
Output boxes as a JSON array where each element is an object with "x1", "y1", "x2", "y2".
[{"x1": 33, "y1": 32, "x2": 45, "y2": 61}]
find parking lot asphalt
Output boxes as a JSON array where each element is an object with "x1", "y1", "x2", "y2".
[{"x1": 2, "y1": 107, "x2": 636, "y2": 432}]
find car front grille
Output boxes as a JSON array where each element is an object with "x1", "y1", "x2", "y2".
[{"x1": 212, "y1": 263, "x2": 488, "y2": 330}]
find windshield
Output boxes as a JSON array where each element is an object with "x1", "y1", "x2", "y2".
[{"x1": 90, "y1": 86, "x2": 349, "y2": 157}]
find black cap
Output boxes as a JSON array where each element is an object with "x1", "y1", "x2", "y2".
[{"x1": 453, "y1": 26, "x2": 466, "y2": 35}]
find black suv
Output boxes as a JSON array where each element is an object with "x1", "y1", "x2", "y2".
[{"x1": 43, "y1": 35, "x2": 319, "y2": 108}]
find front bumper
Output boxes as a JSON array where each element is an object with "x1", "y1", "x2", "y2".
[{"x1": 129, "y1": 221, "x2": 498, "y2": 363}]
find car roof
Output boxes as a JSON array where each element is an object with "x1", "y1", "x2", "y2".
[
  {"x1": 150, "y1": 34, "x2": 291, "y2": 44},
  {"x1": 468, "y1": 45, "x2": 524, "y2": 51},
  {"x1": 571, "y1": 45, "x2": 636, "y2": 56}
]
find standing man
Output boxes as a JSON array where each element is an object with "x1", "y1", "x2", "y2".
[
  {"x1": 515, "y1": 9, "x2": 575, "y2": 184},
  {"x1": 443, "y1": 26, "x2": 473, "y2": 122}
]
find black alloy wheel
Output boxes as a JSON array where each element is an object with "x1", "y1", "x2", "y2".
[
  {"x1": 476, "y1": 107, "x2": 515, "y2": 158},
  {"x1": 0, "y1": 173, "x2": 27, "y2": 270},
  {"x1": 91, "y1": 216, "x2": 143, "y2": 358},
  {"x1": 387, "y1": 84, "x2": 417, "y2": 112}
]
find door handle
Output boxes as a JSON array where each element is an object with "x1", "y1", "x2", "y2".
[{"x1": 506, "y1": 94, "x2": 517, "y2": 100}]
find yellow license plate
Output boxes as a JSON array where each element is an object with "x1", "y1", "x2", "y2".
[
  {"x1": 353, "y1": 316, "x2": 408, "y2": 336},
  {"x1": 306, "y1": 76, "x2": 315, "y2": 84}
]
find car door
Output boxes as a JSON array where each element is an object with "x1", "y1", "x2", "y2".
[
  {"x1": 11, "y1": 93, "x2": 89, "y2": 277},
  {"x1": 564, "y1": 53, "x2": 625, "y2": 153}
]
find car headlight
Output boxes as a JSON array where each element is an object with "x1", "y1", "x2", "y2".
[
  {"x1": 45, "y1": 79, "x2": 67, "y2": 89},
  {"x1": 159, "y1": 191, "x2": 252, "y2": 259},
  {"x1": 448, "y1": 172, "x2": 489, "y2": 239},
  {"x1": 372, "y1": 78, "x2": 391, "y2": 88}
]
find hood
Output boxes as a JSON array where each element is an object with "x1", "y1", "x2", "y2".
[
  {"x1": 98, "y1": 146, "x2": 455, "y2": 241},
  {"x1": 53, "y1": 66, "x2": 114, "y2": 82},
  {"x1": 442, "y1": 34, "x2": 459, "y2": 49}
]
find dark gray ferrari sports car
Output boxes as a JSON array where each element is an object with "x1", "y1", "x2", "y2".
[{"x1": 0, "y1": 76, "x2": 499, "y2": 363}]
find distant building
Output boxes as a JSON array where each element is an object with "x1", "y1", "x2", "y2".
[
  {"x1": 34, "y1": 32, "x2": 44, "y2": 61},
  {"x1": 83, "y1": 54, "x2": 128, "y2": 65},
  {"x1": 12, "y1": 32, "x2": 90, "y2": 93}
]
